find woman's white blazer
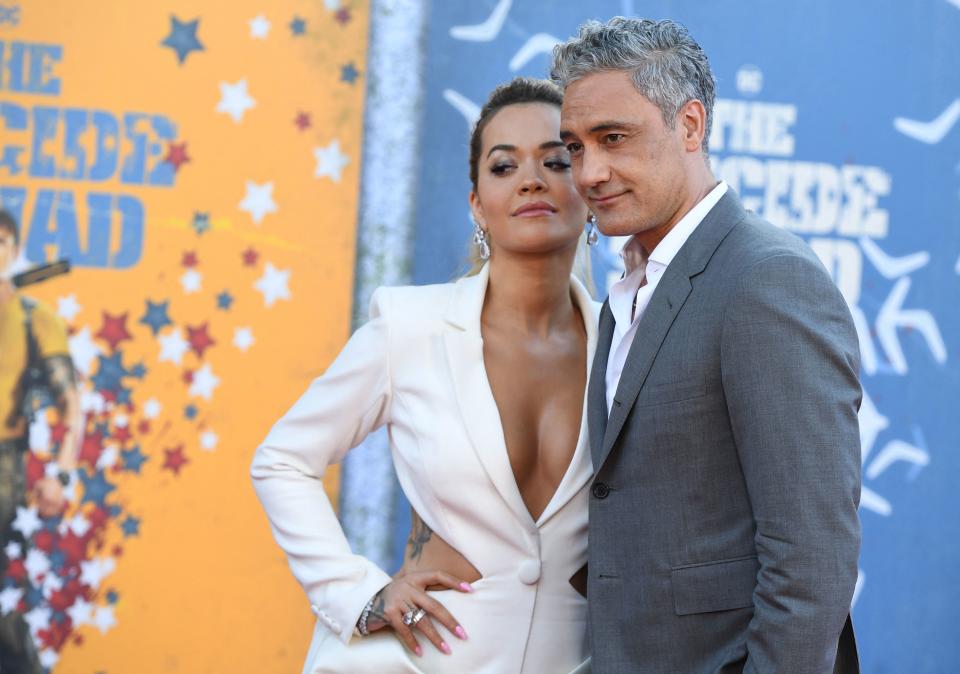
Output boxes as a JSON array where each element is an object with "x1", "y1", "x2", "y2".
[{"x1": 251, "y1": 264, "x2": 599, "y2": 673}]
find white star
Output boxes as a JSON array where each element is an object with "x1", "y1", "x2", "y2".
[
  {"x1": 39, "y1": 649, "x2": 59, "y2": 669},
  {"x1": 42, "y1": 571, "x2": 63, "y2": 597},
  {"x1": 158, "y1": 328, "x2": 190, "y2": 366},
  {"x1": 12, "y1": 506, "x2": 42, "y2": 538},
  {"x1": 24, "y1": 606, "x2": 52, "y2": 636},
  {"x1": 324, "y1": 0, "x2": 341, "y2": 9},
  {"x1": 114, "y1": 414, "x2": 128, "y2": 428},
  {"x1": 57, "y1": 294, "x2": 81, "y2": 321},
  {"x1": 181, "y1": 268, "x2": 202, "y2": 294},
  {"x1": 200, "y1": 430, "x2": 218, "y2": 451},
  {"x1": 28, "y1": 415, "x2": 50, "y2": 454},
  {"x1": 144, "y1": 398, "x2": 162, "y2": 419},
  {"x1": 189, "y1": 363, "x2": 221, "y2": 400},
  {"x1": 80, "y1": 390, "x2": 106, "y2": 414},
  {"x1": 67, "y1": 598, "x2": 94, "y2": 626},
  {"x1": 233, "y1": 327, "x2": 255, "y2": 352},
  {"x1": 0, "y1": 587, "x2": 23, "y2": 615},
  {"x1": 69, "y1": 513, "x2": 91, "y2": 537},
  {"x1": 314, "y1": 139, "x2": 350, "y2": 182},
  {"x1": 249, "y1": 14, "x2": 271, "y2": 39},
  {"x1": 25, "y1": 549, "x2": 51, "y2": 581},
  {"x1": 4, "y1": 541, "x2": 21, "y2": 560},
  {"x1": 97, "y1": 445, "x2": 119, "y2": 470},
  {"x1": 239, "y1": 181, "x2": 277, "y2": 225},
  {"x1": 69, "y1": 327, "x2": 103, "y2": 376},
  {"x1": 80, "y1": 557, "x2": 115, "y2": 590},
  {"x1": 216, "y1": 79, "x2": 256, "y2": 123},
  {"x1": 255, "y1": 262, "x2": 291, "y2": 307},
  {"x1": 94, "y1": 605, "x2": 117, "y2": 634}
]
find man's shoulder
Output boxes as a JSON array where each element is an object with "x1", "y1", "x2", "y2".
[{"x1": 721, "y1": 210, "x2": 821, "y2": 269}]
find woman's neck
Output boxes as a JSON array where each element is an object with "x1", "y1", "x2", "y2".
[{"x1": 482, "y1": 248, "x2": 579, "y2": 337}]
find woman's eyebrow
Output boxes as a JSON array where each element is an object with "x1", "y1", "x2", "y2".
[{"x1": 487, "y1": 140, "x2": 566, "y2": 158}]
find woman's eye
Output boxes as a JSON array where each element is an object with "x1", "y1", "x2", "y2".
[
  {"x1": 545, "y1": 159, "x2": 571, "y2": 171},
  {"x1": 490, "y1": 163, "x2": 514, "y2": 175}
]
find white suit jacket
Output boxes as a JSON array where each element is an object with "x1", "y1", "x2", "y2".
[{"x1": 251, "y1": 264, "x2": 599, "y2": 672}]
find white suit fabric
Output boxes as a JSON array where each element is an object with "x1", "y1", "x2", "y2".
[{"x1": 251, "y1": 264, "x2": 598, "y2": 673}]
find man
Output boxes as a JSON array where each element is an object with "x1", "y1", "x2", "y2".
[
  {"x1": 0, "y1": 209, "x2": 81, "y2": 673},
  {"x1": 552, "y1": 18, "x2": 861, "y2": 674}
]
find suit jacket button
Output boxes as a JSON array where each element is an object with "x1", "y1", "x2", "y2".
[
  {"x1": 518, "y1": 559, "x2": 541, "y2": 585},
  {"x1": 592, "y1": 482, "x2": 610, "y2": 499}
]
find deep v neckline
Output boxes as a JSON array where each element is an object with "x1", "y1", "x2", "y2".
[{"x1": 477, "y1": 296, "x2": 591, "y2": 528}]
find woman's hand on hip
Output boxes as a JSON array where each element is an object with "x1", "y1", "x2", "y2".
[{"x1": 365, "y1": 570, "x2": 472, "y2": 656}]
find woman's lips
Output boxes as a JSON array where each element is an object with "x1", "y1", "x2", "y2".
[{"x1": 512, "y1": 201, "x2": 557, "y2": 217}]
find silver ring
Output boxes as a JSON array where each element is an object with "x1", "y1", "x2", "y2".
[{"x1": 402, "y1": 607, "x2": 426, "y2": 626}]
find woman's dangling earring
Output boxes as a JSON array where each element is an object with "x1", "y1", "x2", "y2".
[
  {"x1": 586, "y1": 214, "x2": 599, "y2": 246},
  {"x1": 473, "y1": 221, "x2": 491, "y2": 260}
]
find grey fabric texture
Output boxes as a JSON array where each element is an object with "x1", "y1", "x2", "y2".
[{"x1": 586, "y1": 190, "x2": 862, "y2": 674}]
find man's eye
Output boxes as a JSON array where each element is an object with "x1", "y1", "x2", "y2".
[
  {"x1": 603, "y1": 133, "x2": 625, "y2": 144},
  {"x1": 566, "y1": 142, "x2": 583, "y2": 156}
]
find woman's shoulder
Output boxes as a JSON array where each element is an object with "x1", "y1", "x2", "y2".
[{"x1": 368, "y1": 278, "x2": 464, "y2": 324}]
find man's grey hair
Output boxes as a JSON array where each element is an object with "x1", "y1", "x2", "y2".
[{"x1": 551, "y1": 17, "x2": 716, "y2": 153}]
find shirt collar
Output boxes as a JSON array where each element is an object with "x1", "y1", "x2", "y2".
[{"x1": 619, "y1": 181, "x2": 728, "y2": 275}]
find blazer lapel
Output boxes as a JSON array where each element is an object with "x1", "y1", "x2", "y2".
[
  {"x1": 537, "y1": 277, "x2": 601, "y2": 526},
  {"x1": 587, "y1": 300, "x2": 614, "y2": 467},
  {"x1": 597, "y1": 190, "x2": 748, "y2": 471},
  {"x1": 442, "y1": 265, "x2": 535, "y2": 526}
]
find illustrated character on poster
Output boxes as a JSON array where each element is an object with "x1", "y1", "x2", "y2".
[{"x1": 0, "y1": 209, "x2": 81, "y2": 674}]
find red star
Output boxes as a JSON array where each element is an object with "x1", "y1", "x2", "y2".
[
  {"x1": 186, "y1": 322, "x2": 216, "y2": 358},
  {"x1": 242, "y1": 247, "x2": 259, "y2": 266},
  {"x1": 335, "y1": 7, "x2": 352, "y2": 24},
  {"x1": 26, "y1": 454, "x2": 46, "y2": 487},
  {"x1": 138, "y1": 419, "x2": 152, "y2": 435},
  {"x1": 50, "y1": 422, "x2": 68, "y2": 444},
  {"x1": 33, "y1": 529, "x2": 56, "y2": 553},
  {"x1": 181, "y1": 250, "x2": 199, "y2": 267},
  {"x1": 163, "y1": 445, "x2": 189, "y2": 475},
  {"x1": 79, "y1": 430, "x2": 105, "y2": 466},
  {"x1": 113, "y1": 425, "x2": 132, "y2": 444},
  {"x1": 95, "y1": 312, "x2": 132, "y2": 351},
  {"x1": 182, "y1": 369, "x2": 194, "y2": 385},
  {"x1": 164, "y1": 141, "x2": 191, "y2": 172},
  {"x1": 59, "y1": 532, "x2": 86, "y2": 567},
  {"x1": 294, "y1": 111, "x2": 311, "y2": 130}
]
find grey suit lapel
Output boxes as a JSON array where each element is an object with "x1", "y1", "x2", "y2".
[
  {"x1": 588, "y1": 300, "x2": 614, "y2": 466},
  {"x1": 596, "y1": 190, "x2": 748, "y2": 471}
]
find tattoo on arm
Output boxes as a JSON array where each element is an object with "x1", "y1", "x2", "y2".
[
  {"x1": 366, "y1": 589, "x2": 389, "y2": 630},
  {"x1": 407, "y1": 514, "x2": 433, "y2": 562}
]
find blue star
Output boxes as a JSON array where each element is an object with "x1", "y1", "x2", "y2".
[
  {"x1": 130, "y1": 362, "x2": 148, "y2": 379},
  {"x1": 289, "y1": 16, "x2": 306, "y2": 35},
  {"x1": 184, "y1": 404, "x2": 198, "y2": 420},
  {"x1": 121, "y1": 446, "x2": 149, "y2": 473},
  {"x1": 24, "y1": 584, "x2": 44, "y2": 609},
  {"x1": 216, "y1": 291, "x2": 234, "y2": 311},
  {"x1": 116, "y1": 386, "x2": 134, "y2": 406},
  {"x1": 52, "y1": 610, "x2": 68, "y2": 625},
  {"x1": 49, "y1": 550, "x2": 66, "y2": 572},
  {"x1": 79, "y1": 469, "x2": 117, "y2": 508},
  {"x1": 106, "y1": 589, "x2": 120, "y2": 604},
  {"x1": 91, "y1": 352, "x2": 128, "y2": 393},
  {"x1": 139, "y1": 300, "x2": 172, "y2": 336},
  {"x1": 340, "y1": 62, "x2": 360, "y2": 84},
  {"x1": 121, "y1": 517, "x2": 141, "y2": 538},
  {"x1": 192, "y1": 211, "x2": 210, "y2": 235},
  {"x1": 109, "y1": 504, "x2": 123, "y2": 518},
  {"x1": 161, "y1": 15, "x2": 204, "y2": 65}
]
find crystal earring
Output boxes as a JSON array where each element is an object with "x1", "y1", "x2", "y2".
[
  {"x1": 473, "y1": 221, "x2": 491, "y2": 260},
  {"x1": 586, "y1": 214, "x2": 599, "y2": 246}
]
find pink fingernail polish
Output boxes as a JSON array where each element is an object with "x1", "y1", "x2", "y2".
[
  {"x1": 415, "y1": 646, "x2": 423, "y2": 657},
  {"x1": 441, "y1": 641, "x2": 452, "y2": 655},
  {"x1": 455, "y1": 625, "x2": 468, "y2": 640},
  {"x1": 460, "y1": 582, "x2": 474, "y2": 592}
]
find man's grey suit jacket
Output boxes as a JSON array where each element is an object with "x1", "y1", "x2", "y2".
[{"x1": 587, "y1": 190, "x2": 862, "y2": 674}]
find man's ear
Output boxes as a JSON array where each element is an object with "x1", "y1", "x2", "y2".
[{"x1": 679, "y1": 99, "x2": 707, "y2": 152}]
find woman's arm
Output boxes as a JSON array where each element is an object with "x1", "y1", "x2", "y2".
[{"x1": 251, "y1": 288, "x2": 395, "y2": 644}]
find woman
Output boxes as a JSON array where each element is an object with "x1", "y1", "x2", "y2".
[{"x1": 251, "y1": 77, "x2": 598, "y2": 673}]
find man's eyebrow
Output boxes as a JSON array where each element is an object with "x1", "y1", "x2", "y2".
[
  {"x1": 487, "y1": 141, "x2": 567, "y2": 157},
  {"x1": 560, "y1": 121, "x2": 636, "y2": 141}
]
